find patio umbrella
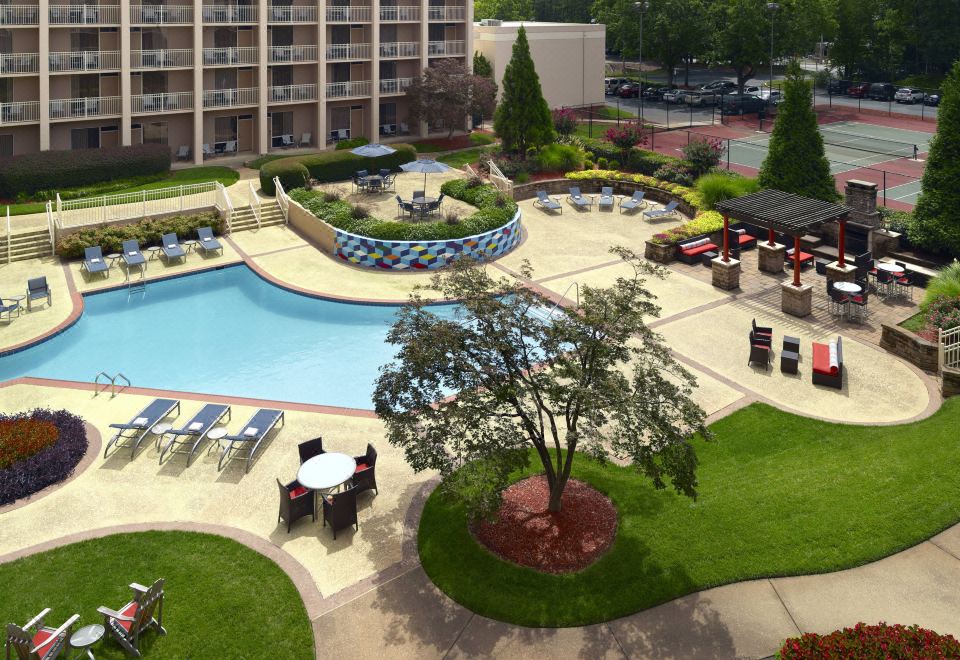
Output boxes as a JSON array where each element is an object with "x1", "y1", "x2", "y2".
[
  {"x1": 399, "y1": 159, "x2": 452, "y2": 195},
  {"x1": 351, "y1": 143, "x2": 396, "y2": 173}
]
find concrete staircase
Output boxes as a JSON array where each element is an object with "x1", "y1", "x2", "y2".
[
  {"x1": 1, "y1": 228, "x2": 54, "y2": 264},
  {"x1": 230, "y1": 200, "x2": 285, "y2": 233}
]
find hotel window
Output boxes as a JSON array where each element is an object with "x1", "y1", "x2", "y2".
[
  {"x1": 71, "y1": 74, "x2": 99, "y2": 98},
  {"x1": 143, "y1": 121, "x2": 168, "y2": 145},
  {"x1": 0, "y1": 134, "x2": 12, "y2": 157},
  {"x1": 271, "y1": 111, "x2": 292, "y2": 139},
  {"x1": 215, "y1": 115, "x2": 237, "y2": 142},
  {"x1": 71, "y1": 127, "x2": 101, "y2": 149}
]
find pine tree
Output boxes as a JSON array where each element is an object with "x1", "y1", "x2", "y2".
[
  {"x1": 493, "y1": 26, "x2": 554, "y2": 157},
  {"x1": 473, "y1": 51, "x2": 494, "y2": 78},
  {"x1": 911, "y1": 60, "x2": 960, "y2": 257},
  {"x1": 757, "y1": 61, "x2": 838, "y2": 202}
]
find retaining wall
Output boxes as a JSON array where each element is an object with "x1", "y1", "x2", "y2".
[{"x1": 880, "y1": 323, "x2": 939, "y2": 372}]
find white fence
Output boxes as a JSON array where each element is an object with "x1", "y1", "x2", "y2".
[
  {"x1": 487, "y1": 159, "x2": 513, "y2": 196},
  {"x1": 55, "y1": 181, "x2": 225, "y2": 230},
  {"x1": 274, "y1": 176, "x2": 289, "y2": 223},
  {"x1": 940, "y1": 326, "x2": 960, "y2": 372}
]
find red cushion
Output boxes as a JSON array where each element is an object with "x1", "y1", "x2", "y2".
[
  {"x1": 680, "y1": 243, "x2": 718, "y2": 257},
  {"x1": 115, "y1": 601, "x2": 139, "y2": 632},
  {"x1": 812, "y1": 342, "x2": 838, "y2": 376},
  {"x1": 737, "y1": 234, "x2": 756, "y2": 245},
  {"x1": 851, "y1": 295, "x2": 864, "y2": 303},
  {"x1": 289, "y1": 486, "x2": 309, "y2": 499},
  {"x1": 355, "y1": 463, "x2": 368, "y2": 473},
  {"x1": 752, "y1": 344, "x2": 769, "y2": 350},
  {"x1": 32, "y1": 630, "x2": 56, "y2": 658}
]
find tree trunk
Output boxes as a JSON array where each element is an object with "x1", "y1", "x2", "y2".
[
  {"x1": 547, "y1": 482, "x2": 564, "y2": 512},
  {"x1": 684, "y1": 59, "x2": 690, "y2": 87}
]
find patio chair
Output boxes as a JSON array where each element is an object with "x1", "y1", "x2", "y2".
[
  {"x1": 105, "y1": 398, "x2": 181, "y2": 459},
  {"x1": 396, "y1": 195, "x2": 415, "y2": 218},
  {"x1": 815, "y1": 259, "x2": 828, "y2": 276},
  {"x1": 280, "y1": 134, "x2": 294, "y2": 148},
  {"x1": 223, "y1": 140, "x2": 237, "y2": 155},
  {"x1": 381, "y1": 172, "x2": 395, "y2": 191},
  {"x1": 399, "y1": 122, "x2": 409, "y2": 134},
  {"x1": 875, "y1": 270, "x2": 894, "y2": 297},
  {"x1": 158, "y1": 403, "x2": 231, "y2": 465},
  {"x1": 379, "y1": 168, "x2": 391, "y2": 179},
  {"x1": 97, "y1": 579, "x2": 166, "y2": 657},
  {"x1": 642, "y1": 200, "x2": 680, "y2": 220},
  {"x1": 322, "y1": 485, "x2": 359, "y2": 540},
  {"x1": 534, "y1": 190, "x2": 562, "y2": 214},
  {"x1": 429, "y1": 193, "x2": 445, "y2": 215},
  {"x1": 750, "y1": 330, "x2": 772, "y2": 348},
  {"x1": 25, "y1": 277, "x2": 51, "y2": 310},
  {"x1": 202, "y1": 143, "x2": 214, "y2": 158},
  {"x1": 352, "y1": 443, "x2": 378, "y2": 496},
  {"x1": 751, "y1": 319, "x2": 773, "y2": 341},
  {"x1": 82, "y1": 246, "x2": 110, "y2": 279},
  {"x1": 160, "y1": 233, "x2": 186, "y2": 263},
  {"x1": 218, "y1": 408, "x2": 285, "y2": 473},
  {"x1": 5, "y1": 609, "x2": 79, "y2": 660},
  {"x1": 175, "y1": 145, "x2": 190, "y2": 161},
  {"x1": 896, "y1": 271, "x2": 913, "y2": 301},
  {"x1": 619, "y1": 190, "x2": 646, "y2": 213},
  {"x1": 278, "y1": 478, "x2": 316, "y2": 532},
  {"x1": 297, "y1": 437, "x2": 325, "y2": 464},
  {"x1": 413, "y1": 190, "x2": 425, "y2": 201},
  {"x1": 567, "y1": 187, "x2": 592, "y2": 210},
  {"x1": 748, "y1": 341, "x2": 770, "y2": 369},
  {"x1": 366, "y1": 177, "x2": 383, "y2": 193},
  {"x1": 848, "y1": 285, "x2": 869, "y2": 322},
  {"x1": 121, "y1": 239, "x2": 146, "y2": 271},
  {"x1": 598, "y1": 187, "x2": 615, "y2": 211},
  {"x1": 298, "y1": 132, "x2": 311, "y2": 147},
  {"x1": 196, "y1": 226, "x2": 223, "y2": 255},
  {"x1": 0, "y1": 297, "x2": 21, "y2": 322}
]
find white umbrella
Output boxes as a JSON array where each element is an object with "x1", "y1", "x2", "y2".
[{"x1": 399, "y1": 159, "x2": 452, "y2": 195}]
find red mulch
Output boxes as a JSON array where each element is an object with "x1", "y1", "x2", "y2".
[{"x1": 471, "y1": 475, "x2": 617, "y2": 574}]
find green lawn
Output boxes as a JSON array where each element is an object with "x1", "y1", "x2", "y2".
[
  {"x1": 900, "y1": 311, "x2": 927, "y2": 333},
  {"x1": 419, "y1": 400, "x2": 960, "y2": 627},
  {"x1": 438, "y1": 147, "x2": 495, "y2": 169},
  {"x1": 0, "y1": 531, "x2": 313, "y2": 658},
  {"x1": 596, "y1": 105, "x2": 637, "y2": 120}
]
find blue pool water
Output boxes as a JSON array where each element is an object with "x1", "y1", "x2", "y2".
[{"x1": 0, "y1": 266, "x2": 456, "y2": 408}]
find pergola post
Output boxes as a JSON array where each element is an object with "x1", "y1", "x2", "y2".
[
  {"x1": 767, "y1": 228, "x2": 775, "y2": 246},
  {"x1": 793, "y1": 235, "x2": 801, "y2": 287},
  {"x1": 838, "y1": 219, "x2": 846, "y2": 267},
  {"x1": 722, "y1": 214, "x2": 729, "y2": 262}
]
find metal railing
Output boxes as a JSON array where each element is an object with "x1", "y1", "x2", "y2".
[
  {"x1": 273, "y1": 177, "x2": 289, "y2": 223},
  {"x1": 46, "y1": 201, "x2": 56, "y2": 250},
  {"x1": 0, "y1": 5, "x2": 40, "y2": 25},
  {"x1": 0, "y1": 101, "x2": 41, "y2": 125},
  {"x1": 326, "y1": 80, "x2": 371, "y2": 99},
  {"x1": 202, "y1": 4, "x2": 256, "y2": 22},
  {"x1": 5, "y1": 207, "x2": 10, "y2": 265},
  {"x1": 49, "y1": 50, "x2": 121, "y2": 72},
  {"x1": 130, "y1": 3, "x2": 191, "y2": 22},
  {"x1": 487, "y1": 159, "x2": 512, "y2": 196},
  {"x1": 131, "y1": 91, "x2": 194, "y2": 113},
  {"x1": 268, "y1": 4, "x2": 315, "y2": 21},
  {"x1": 379, "y1": 4, "x2": 419, "y2": 20},
  {"x1": 325, "y1": 5, "x2": 370, "y2": 21},
  {"x1": 94, "y1": 371, "x2": 130, "y2": 397},
  {"x1": 379, "y1": 41, "x2": 418, "y2": 58},
  {"x1": 427, "y1": 40, "x2": 465, "y2": 56},
  {"x1": 379, "y1": 77, "x2": 413, "y2": 95},
  {"x1": 326, "y1": 42, "x2": 371, "y2": 60},
  {"x1": 57, "y1": 181, "x2": 219, "y2": 229},
  {"x1": 269, "y1": 83, "x2": 317, "y2": 103},
  {"x1": 940, "y1": 326, "x2": 960, "y2": 372},
  {"x1": 203, "y1": 46, "x2": 258, "y2": 66},
  {"x1": 49, "y1": 4, "x2": 120, "y2": 23},
  {"x1": 49, "y1": 96, "x2": 122, "y2": 120},
  {"x1": 248, "y1": 180, "x2": 261, "y2": 229},
  {"x1": 427, "y1": 5, "x2": 465, "y2": 20},
  {"x1": 215, "y1": 181, "x2": 233, "y2": 233},
  {"x1": 202, "y1": 87, "x2": 258, "y2": 108},
  {"x1": 268, "y1": 44, "x2": 317, "y2": 63},
  {"x1": 0, "y1": 53, "x2": 39, "y2": 74},
  {"x1": 131, "y1": 48, "x2": 193, "y2": 68}
]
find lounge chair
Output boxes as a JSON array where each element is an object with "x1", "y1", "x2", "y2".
[
  {"x1": 121, "y1": 239, "x2": 146, "y2": 271},
  {"x1": 598, "y1": 186, "x2": 615, "y2": 211},
  {"x1": 619, "y1": 190, "x2": 646, "y2": 213},
  {"x1": 297, "y1": 437, "x2": 325, "y2": 464},
  {"x1": 298, "y1": 132, "x2": 311, "y2": 147},
  {"x1": 643, "y1": 200, "x2": 680, "y2": 220},
  {"x1": 104, "y1": 398, "x2": 181, "y2": 459},
  {"x1": 196, "y1": 226, "x2": 223, "y2": 255},
  {"x1": 0, "y1": 297, "x2": 20, "y2": 322},
  {"x1": 218, "y1": 408, "x2": 285, "y2": 473},
  {"x1": 812, "y1": 336, "x2": 843, "y2": 389},
  {"x1": 278, "y1": 478, "x2": 315, "y2": 532},
  {"x1": 160, "y1": 233, "x2": 186, "y2": 263},
  {"x1": 5, "y1": 609, "x2": 79, "y2": 660},
  {"x1": 352, "y1": 443, "x2": 378, "y2": 496},
  {"x1": 322, "y1": 485, "x2": 359, "y2": 540},
  {"x1": 82, "y1": 246, "x2": 110, "y2": 279},
  {"x1": 25, "y1": 277, "x2": 52, "y2": 310},
  {"x1": 534, "y1": 190, "x2": 562, "y2": 214},
  {"x1": 567, "y1": 187, "x2": 593, "y2": 210},
  {"x1": 97, "y1": 579, "x2": 166, "y2": 657},
  {"x1": 175, "y1": 145, "x2": 190, "y2": 161},
  {"x1": 158, "y1": 403, "x2": 231, "y2": 465}
]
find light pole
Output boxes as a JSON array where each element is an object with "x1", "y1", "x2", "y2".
[
  {"x1": 634, "y1": 1, "x2": 649, "y2": 122},
  {"x1": 766, "y1": 2, "x2": 779, "y2": 97}
]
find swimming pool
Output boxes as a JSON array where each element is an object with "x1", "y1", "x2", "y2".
[{"x1": 0, "y1": 265, "x2": 456, "y2": 409}]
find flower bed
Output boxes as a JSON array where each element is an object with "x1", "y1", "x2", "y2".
[
  {"x1": 566, "y1": 169, "x2": 705, "y2": 210},
  {"x1": 56, "y1": 211, "x2": 223, "y2": 260},
  {"x1": 0, "y1": 410, "x2": 88, "y2": 506},
  {"x1": 778, "y1": 622, "x2": 960, "y2": 658}
]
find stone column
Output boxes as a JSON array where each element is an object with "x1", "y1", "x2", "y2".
[
  {"x1": 758, "y1": 241, "x2": 785, "y2": 273},
  {"x1": 120, "y1": 0, "x2": 131, "y2": 145},
  {"x1": 712, "y1": 257, "x2": 740, "y2": 290},
  {"x1": 38, "y1": 0, "x2": 49, "y2": 150},
  {"x1": 826, "y1": 262, "x2": 857, "y2": 282},
  {"x1": 191, "y1": 1, "x2": 204, "y2": 164},
  {"x1": 781, "y1": 282, "x2": 813, "y2": 317}
]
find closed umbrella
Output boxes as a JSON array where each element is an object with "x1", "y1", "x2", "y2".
[{"x1": 399, "y1": 158, "x2": 452, "y2": 196}]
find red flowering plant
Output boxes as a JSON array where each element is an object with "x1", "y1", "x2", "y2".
[
  {"x1": 551, "y1": 108, "x2": 578, "y2": 137},
  {"x1": 925, "y1": 295, "x2": 960, "y2": 333},
  {"x1": 681, "y1": 137, "x2": 726, "y2": 176},
  {"x1": 604, "y1": 123, "x2": 648, "y2": 162},
  {"x1": 778, "y1": 622, "x2": 960, "y2": 659},
  {"x1": 0, "y1": 418, "x2": 59, "y2": 470},
  {"x1": 0, "y1": 409, "x2": 88, "y2": 505}
]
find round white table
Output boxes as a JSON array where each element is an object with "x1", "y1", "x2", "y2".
[
  {"x1": 70, "y1": 623, "x2": 104, "y2": 659},
  {"x1": 833, "y1": 281, "x2": 861, "y2": 294},
  {"x1": 877, "y1": 262, "x2": 904, "y2": 274},
  {"x1": 297, "y1": 452, "x2": 356, "y2": 491}
]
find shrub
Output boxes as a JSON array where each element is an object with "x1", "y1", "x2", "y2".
[
  {"x1": 596, "y1": 157, "x2": 609, "y2": 169},
  {"x1": 604, "y1": 123, "x2": 648, "y2": 160},
  {"x1": 334, "y1": 136, "x2": 370, "y2": 151},
  {"x1": 649, "y1": 211, "x2": 725, "y2": 245},
  {"x1": 260, "y1": 158, "x2": 309, "y2": 195},
  {"x1": 608, "y1": 160, "x2": 620, "y2": 171},
  {"x1": 681, "y1": 137, "x2": 726, "y2": 176},
  {"x1": 536, "y1": 143, "x2": 584, "y2": 172},
  {"x1": 0, "y1": 410, "x2": 88, "y2": 506},
  {"x1": 469, "y1": 132, "x2": 496, "y2": 146},
  {"x1": 259, "y1": 144, "x2": 416, "y2": 194},
  {"x1": 653, "y1": 163, "x2": 695, "y2": 186},
  {"x1": 0, "y1": 144, "x2": 170, "y2": 198},
  {"x1": 515, "y1": 172, "x2": 530, "y2": 183},
  {"x1": 56, "y1": 211, "x2": 223, "y2": 259},
  {"x1": 924, "y1": 295, "x2": 960, "y2": 331},
  {"x1": 695, "y1": 172, "x2": 762, "y2": 210},
  {"x1": 551, "y1": 108, "x2": 578, "y2": 137},
  {"x1": 778, "y1": 622, "x2": 960, "y2": 659},
  {"x1": 584, "y1": 160, "x2": 594, "y2": 170},
  {"x1": 879, "y1": 207, "x2": 914, "y2": 234},
  {"x1": 922, "y1": 260, "x2": 960, "y2": 311},
  {"x1": 627, "y1": 149, "x2": 679, "y2": 176}
]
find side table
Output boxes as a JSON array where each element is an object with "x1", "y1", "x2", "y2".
[
  {"x1": 783, "y1": 335, "x2": 801, "y2": 354},
  {"x1": 70, "y1": 623, "x2": 104, "y2": 659},
  {"x1": 780, "y1": 350, "x2": 799, "y2": 374},
  {"x1": 151, "y1": 422, "x2": 173, "y2": 449},
  {"x1": 207, "y1": 426, "x2": 229, "y2": 454},
  {"x1": 701, "y1": 251, "x2": 718, "y2": 267}
]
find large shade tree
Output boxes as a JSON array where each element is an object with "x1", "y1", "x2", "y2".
[
  {"x1": 407, "y1": 59, "x2": 497, "y2": 138},
  {"x1": 373, "y1": 248, "x2": 708, "y2": 516},
  {"x1": 493, "y1": 26, "x2": 554, "y2": 156}
]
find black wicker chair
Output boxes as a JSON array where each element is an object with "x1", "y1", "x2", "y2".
[
  {"x1": 748, "y1": 340, "x2": 770, "y2": 369},
  {"x1": 352, "y1": 443, "x2": 378, "y2": 496},
  {"x1": 322, "y1": 486, "x2": 359, "y2": 540},
  {"x1": 277, "y1": 478, "x2": 315, "y2": 533},
  {"x1": 297, "y1": 437, "x2": 325, "y2": 464}
]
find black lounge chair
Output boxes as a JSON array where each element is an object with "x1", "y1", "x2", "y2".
[
  {"x1": 218, "y1": 408, "x2": 285, "y2": 473},
  {"x1": 352, "y1": 443, "x2": 378, "y2": 496},
  {"x1": 278, "y1": 478, "x2": 316, "y2": 532},
  {"x1": 82, "y1": 246, "x2": 109, "y2": 278},
  {"x1": 196, "y1": 226, "x2": 223, "y2": 255},
  {"x1": 26, "y1": 276, "x2": 52, "y2": 310},
  {"x1": 160, "y1": 233, "x2": 186, "y2": 263},
  {"x1": 105, "y1": 398, "x2": 181, "y2": 459},
  {"x1": 297, "y1": 437, "x2": 325, "y2": 464},
  {"x1": 322, "y1": 485, "x2": 359, "y2": 539},
  {"x1": 158, "y1": 403, "x2": 231, "y2": 465}
]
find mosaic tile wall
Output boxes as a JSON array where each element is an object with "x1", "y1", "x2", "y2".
[{"x1": 335, "y1": 211, "x2": 522, "y2": 269}]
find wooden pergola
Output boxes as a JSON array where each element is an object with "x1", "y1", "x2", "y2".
[{"x1": 715, "y1": 190, "x2": 851, "y2": 286}]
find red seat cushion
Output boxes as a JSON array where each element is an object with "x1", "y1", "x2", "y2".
[
  {"x1": 736, "y1": 234, "x2": 756, "y2": 245},
  {"x1": 812, "y1": 342, "x2": 836, "y2": 376},
  {"x1": 680, "y1": 243, "x2": 719, "y2": 257},
  {"x1": 752, "y1": 344, "x2": 769, "y2": 350},
  {"x1": 355, "y1": 463, "x2": 368, "y2": 473},
  {"x1": 32, "y1": 630, "x2": 56, "y2": 658},
  {"x1": 289, "y1": 486, "x2": 309, "y2": 499},
  {"x1": 114, "y1": 601, "x2": 139, "y2": 632}
]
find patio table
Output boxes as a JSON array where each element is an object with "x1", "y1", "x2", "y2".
[
  {"x1": 876, "y1": 262, "x2": 904, "y2": 274},
  {"x1": 297, "y1": 452, "x2": 356, "y2": 491},
  {"x1": 833, "y1": 281, "x2": 861, "y2": 294},
  {"x1": 362, "y1": 175, "x2": 383, "y2": 193}
]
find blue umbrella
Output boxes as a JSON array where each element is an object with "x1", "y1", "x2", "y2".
[
  {"x1": 399, "y1": 158, "x2": 452, "y2": 193},
  {"x1": 350, "y1": 143, "x2": 397, "y2": 158}
]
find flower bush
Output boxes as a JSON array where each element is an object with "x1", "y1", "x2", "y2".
[
  {"x1": 924, "y1": 295, "x2": 960, "y2": 332},
  {"x1": 778, "y1": 622, "x2": 960, "y2": 659},
  {"x1": 0, "y1": 410, "x2": 88, "y2": 506},
  {"x1": 551, "y1": 108, "x2": 578, "y2": 137},
  {"x1": 56, "y1": 212, "x2": 223, "y2": 259},
  {"x1": 0, "y1": 418, "x2": 59, "y2": 470},
  {"x1": 681, "y1": 137, "x2": 725, "y2": 176},
  {"x1": 604, "y1": 123, "x2": 648, "y2": 162}
]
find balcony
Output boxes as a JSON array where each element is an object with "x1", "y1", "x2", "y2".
[
  {"x1": 201, "y1": 4, "x2": 256, "y2": 23},
  {"x1": 202, "y1": 46, "x2": 258, "y2": 66},
  {"x1": 379, "y1": 41, "x2": 419, "y2": 58},
  {"x1": 0, "y1": 53, "x2": 39, "y2": 75},
  {"x1": 379, "y1": 77, "x2": 412, "y2": 95},
  {"x1": 325, "y1": 5, "x2": 369, "y2": 22},
  {"x1": 130, "y1": 4, "x2": 192, "y2": 23},
  {"x1": 268, "y1": 45, "x2": 317, "y2": 63},
  {"x1": 427, "y1": 40, "x2": 465, "y2": 57},
  {"x1": 427, "y1": 5, "x2": 465, "y2": 20},
  {"x1": 326, "y1": 80, "x2": 370, "y2": 99},
  {"x1": 0, "y1": 5, "x2": 40, "y2": 25},
  {"x1": 132, "y1": 91, "x2": 194, "y2": 113},
  {"x1": 379, "y1": 5, "x2": 419, "y2": 21},
  {"x1": 49, "y1": 50, "x2": 121, "y2": 72},
  {"x1": 0, "y1": 101, "x2": 41, "y2": 125},
  {"x1": 49, "y1": 96, "x2": 122, "y2": 120},
  {"x1": 267, "y1": 4, "x2": 315, "y2": 21},
  {"x1": 49, "y1": 4, "x2": 120, "y2": 24},
  {"x1": 269, "y1": 83, "x2": 317, "y2": 103},
  {"x1": 202, "y1": 87, "x2": 258, "y2": 108},
  {"x1": 131, "y1": 48, "x2": 194, "y2": 68},
  {"x1": 326, "y1": 43, "x2": 371, "y2": 61}
]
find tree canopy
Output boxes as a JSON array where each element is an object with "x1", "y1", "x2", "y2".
[
  {"x1": 493, "y1": 26, "x2": 555, "y2": 155},
  {"x1": 407, "y1": 59, "x2": 497, "y2": 138}
]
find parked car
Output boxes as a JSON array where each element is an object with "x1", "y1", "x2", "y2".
[
  {"x1": 700, "y1": 80, "x2": 737, "y2": 93},
  {"x1": 827, "y1": 79, "x2": 852, "y2": 95},
  {"x1": 604, "y1": 77, "x2": 630, "y2": 95},
  {"x1": 743, "y1": 85, "x2": 762, "y2": 95},
  {"x1": 894, "y1": 87, "x2": 925, "y2": 104},
  {"x1": 758, "y1": 89, "x2": 783, "y2": 105},
  {"x1": 868, "y1": 82, "x2": 897, "y2": 101},
  {"x1": 662, "y1": 88, "x2": 685, "y2": 104},
  {"x1": 643, "y1": 86, "x2": 670, "y2": 100},
  {"x1": 618, "y1": 82, "x2": 641, "y2": 98},
  {"x1": 720, "y1": 93, "x2": 765, "y2": 114},
  {"x1": 684, "y1": 90, "x2": 717, "y2": 106},
  {"x1": 848, "y1": 82, "x2": 870, "y2": 98},
  {"x1": 924, "y1": 93, "x2": 941, "y2": 106}
]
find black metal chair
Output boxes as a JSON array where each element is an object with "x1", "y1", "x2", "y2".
[
  {"x1": 322, "y1": 485, "x2": 359, "y2": 539},
  {"x1": 297, "y1": 437, "x2": 325, "y2": 464},
  {"x1": 277, "y1": 478, "x2": 316, "y2": 533},
  {"x1": 896, "y1": 271, "x2": 913, "y2": 300},
  {"x1": 352, "y1": 443, "x2": 378, "y2": 496},
  {"x1": 849, "y1": 284, "x2": 869, "y2": 322}
]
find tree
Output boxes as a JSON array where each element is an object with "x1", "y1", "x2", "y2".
[
  {"x1": 646, "y1": 0, "x2": 710, "y2": 88},
  {"x1": 407, "y1": 59, "x2": 497, "y2": 139},
  {"x1": 474, "y1": 0, "x2": 533, "y2": 20},
  {"x1": 552, "y1": 107, "x2": 578, "y2": 137},
  {"x1": 604, "y1": 122, "x2": 648, "y2": 162},
  {"x1": 911, "y1": 60, "x2": 960, "y2": 257},
  {"x1": 373, "y1": 249, "x2": 708, "y2": 516},
  {"x1": 494, "y1": 26, "x2": 555, "y2": 156},
  {"x1": 712, "y1": 0, "x2": 770, "y2": 92},
  {"x1": 473, "y1": 51, "x2": 494, "y2": 79},
  {"x1": 757, "y1": 62, "x2": 838, "y2": 201}
]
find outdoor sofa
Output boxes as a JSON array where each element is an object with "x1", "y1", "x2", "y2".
[
  {"x1": 676, "y1": 235, "x2": 719, "y2": 264},
  {"x1": 812, "y1": 336, "x2": 844, "y2": 389}
]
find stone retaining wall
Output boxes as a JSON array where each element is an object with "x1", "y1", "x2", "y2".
[
  {"x1": 942, "y1": 367, "x2": 960, "y2": 398},
  {"x1": 880, "y1": 323, "x2": 939, "y2": 372}
]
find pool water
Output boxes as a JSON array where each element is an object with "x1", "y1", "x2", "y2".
[{"x1": 0, "y1": 266, "x2": 455, "y2": 408}]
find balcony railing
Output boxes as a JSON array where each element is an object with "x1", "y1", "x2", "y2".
[
  {"x1": 326, "y1": 80, "x2": 370, "y2": 99},
  {"x1": 130, "y1": 4, "x2": 192, "y2": 23},
  {"x1": 49, "y1": 4, "x2": 120, "y2": 24},
  {"x1": 268, "y1": 45, "x2": 317, "y2": 63},
  {"x1": 267, "y1": 4, "x2": 315, "y2": 21},
  {"x1": 49, "y1": 50, "x2": 121, "y2": 72},
  {"x1": 202, "y1": 46, "x2": 258, "y2": 66},
  {"x1": 269, "y1": 83, "x2": 317, "y2": 103},
  {"x1": 49, "y1": 96, "x2": 122, "y2": 120},
  {"x1": 379, "y1": 5, "x2": 419, "y2": 20},
  {"x1": 325, "y1": 5, "x2": 369, "y2": 21},
  {"x1": 132, "y1": 91, "x2": 194, "y2": 113},
  {"x1": 326, "y1": 43, "x2": 371, "y2": 61},
  {"x1": 202, "y1": 4, "x2": 256, "y2": 22},
  {"x1": 202, "y1": 87, "x2": 258, "y2": 108},
  {"x1": 379, "y1": 41, "x2": 419, "y2": 58},
  {"x1": 131, "y1": 48, "x2": 194, "y2": 68},
  {"x1": 427, "y1": 5, "x2": 465, "y2": 20},
  {"x1": 428, "y1": 40, "x2": 465, "y2": 56},
  {"x1": 379, "y1": 77, "x2": 413, "y2": 95},
  {"x1": 0, "y1": 5, "x2": 40, "y2": 25},
  {"x1": 0, "y1": 53, "x2": 39, "y2": 74},
  {"x1": 0, "y1": 101, "x2": 41, "y2": 125}
]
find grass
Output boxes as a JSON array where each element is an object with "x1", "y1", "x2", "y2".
[
  {"x1": 419, "y1": 400, "x2": 960, "y2": 627},
  {"x1": 438, "y1": 146, "x2": 495, "y2": 169},
  {"x1": 246, "y1": 153, "x2": 290, "y2": 169},
  {"x1": 0, "y1": 531, "x2": 313, "y2": 658},
  {"x1": 6, "y1": 167, "x2": 240, "y2": 216},
  {"x1": 900, "y1": 311, "x2": 927, "y2": 333},
  {"x1": 414, "y1": 142, "x2": 448, "y2": 153},
  {"x1": 596, "y1": 105, "x2": 637, "y2": 120}
]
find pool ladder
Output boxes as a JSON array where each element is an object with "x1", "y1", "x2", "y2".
[{"x1": 94, "y1": 372, "x2": 131, "y2": 398}]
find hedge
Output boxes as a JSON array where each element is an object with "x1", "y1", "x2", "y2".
[
  {"x1": 261, "y1": 159, "x2": 309, "y2": 196},
  {"x1": 581, "y1": 138, "x2": 681, "y2": 176},
  {"x1": 334, "y1": 137, "x2": 371, "y2": 151},
  {"x1": 56, "y1": 211, "x2": 223, "y2": 259},
  {"x1": 259, "y1": 144, "x2": 417, "y2": 194},
  {"x1": 0, "y1": 144, "x2": 170, "y2": 198},
  {"x1": 0, "y1": 410, "x2": 88, "y2": 506}
]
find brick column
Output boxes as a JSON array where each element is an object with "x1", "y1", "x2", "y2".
[
  {"x1": 781, "y1": 281, "x2": 813, "y2": 317},
  {"x1": 711, "y1": 257, "x2": 740, "y2": 290},
  {"x1": 758, "y1": 241, "x2": 785, "y2": 273}
]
